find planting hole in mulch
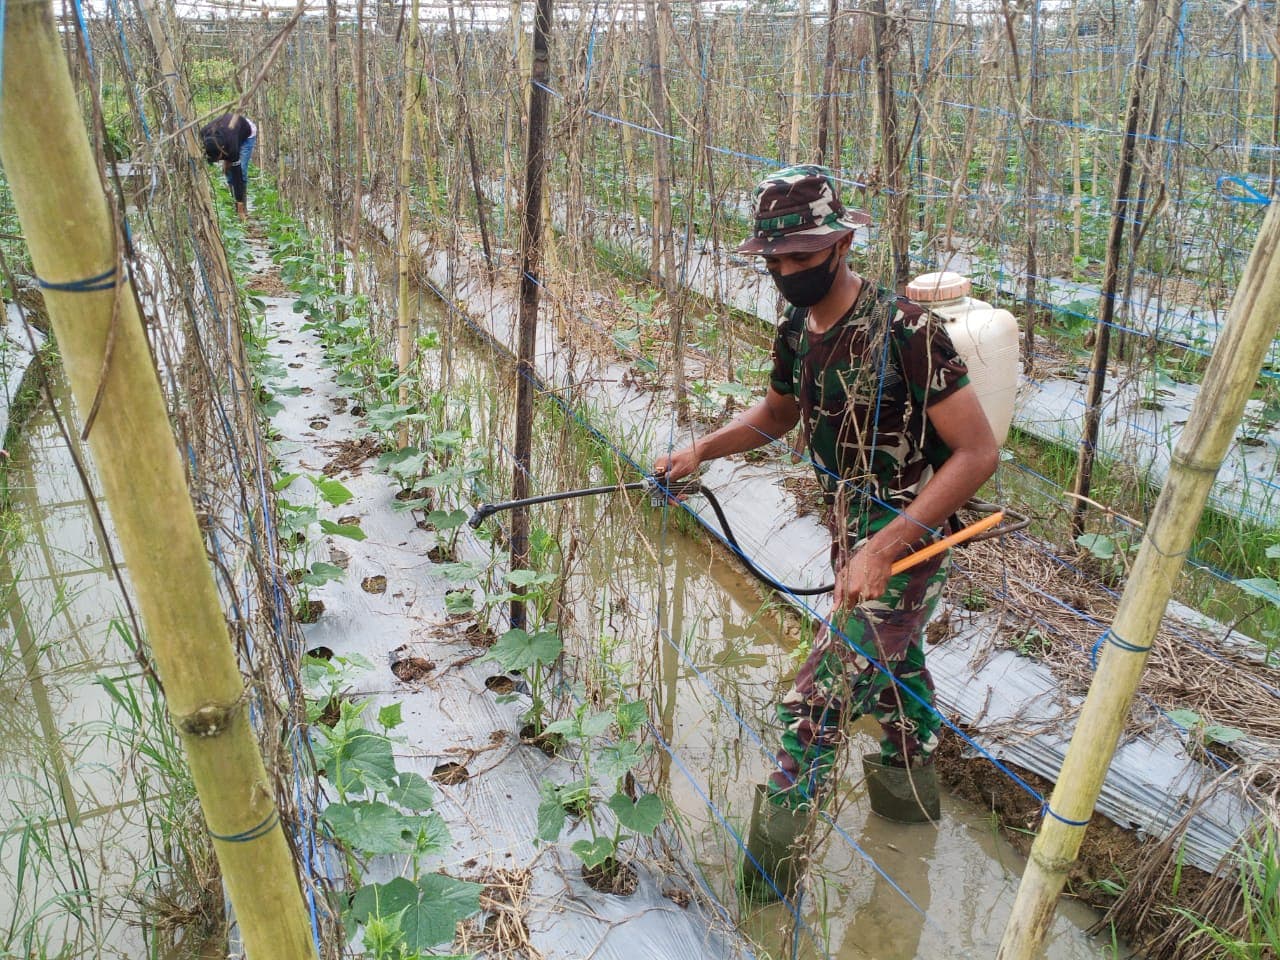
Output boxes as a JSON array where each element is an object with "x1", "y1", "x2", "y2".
[
  {"x1": 484, "y1": 675, "x2": 516, "y2": 694},
  {"x1": 305, "y1": 646, "x2": 334, "y2": 661},
  {"x1": 391, "y1": 654, "x2": 434, "y2": 682},
  {"x1": 581, "y1": 858, "x2": 638, "y2": 897},
  {"x1": 465, "y1": 622, "x2": 497, "y2": 646},
  {"x1": 309, "y1": 418, "x2": 328, "y2": 430},
  {"x1": 350, "y1": 405, "x2": 366, "y2": 417},
  {"x1": 337, "y1": 515, "x2": 361, "y2": 527},
  {"x1": 295, "y1": 599, "x2": 324, "y2": 623},
  {"x1": 285, "y1": 568, "x2": 305, "y2": 586},
  {"x1": 299, "y1": 387, "x2": 313, "y2": 395},
  {"x1": 280, "y1": 531, "x2": 305, "y2": 549},
  {"x1": 432, "y1": 761, "x2": 469, "y2": 785},
  {"x1": 519, "y1": 724, "x2": 564, "y2": 758},
  {"x1": 395, "y1": 487, "x2": 432, "y2": 503},
  {"x1": 276, "y1": 338, "x2": 292, "y2": 345},
  {"x1": 456, "y1": 868, "x2": 534, "y2": 957},
  {"x1": 361, "y1": 575, "x2": 387, "y2": 594},
  {"x1": 288, "y1": 362, "x2": 303, "y2": 369},
  {"x1": 428, "y1": 544, "x2": 457, "y2": 563},
  {"x1": 329, "y1": 398, "x2": 348, "y2": 415},
  {"x1": 314, "y1": 696, "x2": 344, "y2": 728}
]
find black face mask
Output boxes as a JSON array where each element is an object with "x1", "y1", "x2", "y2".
[{"x1": 769, "y1": 246, "x2": 841, "y2": 308}]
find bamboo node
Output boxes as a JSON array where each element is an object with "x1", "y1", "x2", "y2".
[{"x1": 179, "y1": 700, "x2": 242, "y2": 737}]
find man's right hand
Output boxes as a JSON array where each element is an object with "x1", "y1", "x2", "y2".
[{"x1": 653, "y1": 445, "x2": 700, "y2": 482}]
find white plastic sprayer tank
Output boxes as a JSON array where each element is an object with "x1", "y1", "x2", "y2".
[{"x1": 905, "y1": 271, "x2": 1020, "y2": 446}]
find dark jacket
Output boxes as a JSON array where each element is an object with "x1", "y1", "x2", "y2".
[{"x1": 199, "y1": 113, "x2": 254, "y2": 202}]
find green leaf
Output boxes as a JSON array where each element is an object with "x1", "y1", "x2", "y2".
[
  {"x1": 615, "y1": 700, "x2": 648, "y2": 736},
  {"x1": 444, "y1": 591, "x2": 475, "y2": 615},
  {"x1": 1202, "y1": 724, "x2": 1245, "y2": 745},
  {"x1": 482, "y1": 628, "x2": 563, "y2": 673},
  {"x1": 536, "y1": 781, "x2": 567, "y2": 843},
  {"x1": 608, "y1": 792, "x2": 665, "y2": 836},
  {"x1": 365, "y1": 403, "x2": 417, "y2": 431},
  {"x1": 713, "y1": 381, "x2": 753, "y2": 400},
  {"x1": 311, "y1": 476, "x2": 354, "y2": 506},
  {"x1": 571, "y1": 836, "x2": 616, "y2": 869},
  {"x1": 578, "y1": 709, "x2": 612, "y2": 740},
  {"x1": 273, "y1": 472, "x2": 302, "y2": 491},
  {"x1": 378, "y1": 702, "x2": 404, "y2": 730},
  {"x1": 377, "y1": 446, "x2": 430, "y2": 479},
  {"x1": 321, "y1": 801, "x2": 434, "y2": 855},
  {"x1": 348, "y1": 875, "x2": 482, "y2": 951},
  {"x1": 388, "y1": 770, "x2": 435, "y2": 811},
  {"x1": 1075, "y1": 533, "x2": 1115, "y2": 560},
  {"x1": 505, "y1": 568, "x2": 556, "y2": 588},
  {"x1": 542, "y1": 717, "x2": 579, "y2": 738},
  {"x1": 425, "y1": 509, "x2": 468, "y2": 532},
  {"x1": 596, "y1": 741, "x2": 643, "y2": 782},
  {"x1": 302, "y1": 561, "x2": 346, "y2": 587},
  {"x1": 436, "y1": 560, "x2": 483, "y2": 582},
  {"x1": 1237, "y1": 577, "x2": 1280, "y2": 606},
  {"x1": 320, "y1": 519, "x2": 366, "y2": 541},
  {"x1": 1167, "y1": 708, "x2": 1201, "y2": 729},
  {"x1": 329, "y1": 727, "x2": 398, "y2": 795}
]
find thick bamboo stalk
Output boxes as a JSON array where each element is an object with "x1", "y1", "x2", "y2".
[
  {"x1": 997, "y1": 198, "x2": 1280, "y2": 960},
  {"x1": 787, "y1": 0, "x2": 810, "y2": 163},
  {"x1": 510, "y1": 0, "x2": 553, "y2": 631},
  {"x1": 0, "y1": 3, "x2": 318, "y2": 959}
]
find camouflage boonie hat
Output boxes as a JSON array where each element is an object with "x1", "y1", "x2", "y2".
[{"x1": 736, "y1": 164, "x2": 871, "y2": 256}]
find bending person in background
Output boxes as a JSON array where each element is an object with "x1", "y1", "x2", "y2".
[
  {"x1": 200, "y1": 113, "x2": 258, "y2": 220},
  {"x1": 653, "y1": 165, "x2": 998, "y2": 901}
]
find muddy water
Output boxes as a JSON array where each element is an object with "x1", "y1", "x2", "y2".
[
  {"x1": 0, "y1": 370, "x2": 199, "y2": 958},
  {"x1": 405, "y1": 278, "x2": 1125, "y2": 959}
]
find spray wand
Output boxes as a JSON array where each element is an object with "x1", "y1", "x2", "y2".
[{"x1": 468, "y1": 477, "x2": 1024, "y2": 597}]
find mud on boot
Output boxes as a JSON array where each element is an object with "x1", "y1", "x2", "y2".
[
  {"x1": 862, "y1": 753, "x2": 940, "y2": 823},
  {"x1": 740, "y1": 783, "x2": 811, "y2": 903}
]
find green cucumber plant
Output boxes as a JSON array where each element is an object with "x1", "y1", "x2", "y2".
[
  {"x1": 306, "y1": 675, "x2": 481, "y2": 957},
  {"x1": 535, "y1": 699, "x2": 665, "y2": 877}
]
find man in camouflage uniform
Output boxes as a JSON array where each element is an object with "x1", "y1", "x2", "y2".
[{"x1": 655, "y1": 165, "x2": 997, "y2": 898}]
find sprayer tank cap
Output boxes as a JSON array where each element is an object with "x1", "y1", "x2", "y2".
[{"x1": 906, "y1": 271, "x2": 971, "y2": 303}]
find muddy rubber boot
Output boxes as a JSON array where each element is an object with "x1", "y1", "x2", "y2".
[
  {"x1": 740, "y1": 783, "x2": 810, "y2": 903},
  {"x1": 862, "y1": 753, "x2": 940, "y2": 823}
]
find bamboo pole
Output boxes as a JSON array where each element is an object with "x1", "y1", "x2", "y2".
[
  {"x1": 0, "y1": 3, "x2": 318, "y2": 959},
  {"x1": 787, "y1": 0, "x2": 810, "y2": 163},
  {"x1": 395, "y1": 0, "x2": 421, "y2": 451},
  {"x1": 997, "y1": 196, "x2": 1280, "y2": 960},
  {"x1": 510, "y1": 0, "x2": 553, "y2": 631}
]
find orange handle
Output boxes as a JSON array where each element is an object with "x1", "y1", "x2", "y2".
[{"x1": 889, "y1": 510, "x2": 1005, "y2": 575}]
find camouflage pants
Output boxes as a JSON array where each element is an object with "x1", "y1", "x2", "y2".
[{"x1": 767, "y1": 553, "x2": 949, "y2": 811}]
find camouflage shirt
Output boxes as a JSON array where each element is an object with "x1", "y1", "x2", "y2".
[{"x1": 770, "y1": 282, "x2": 970, "y2": 542}]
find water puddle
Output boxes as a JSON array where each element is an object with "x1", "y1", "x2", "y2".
[
  {"x1": 359, "y1": 266, "x2": 1127, "y2": 957},
  {"x1": 0, "y1": 370, "x2": 209, "y2": 958}
]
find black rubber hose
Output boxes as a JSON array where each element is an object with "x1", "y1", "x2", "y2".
[{"x1": 688, "y1": 483, "x2": 834, "y2": 596}]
